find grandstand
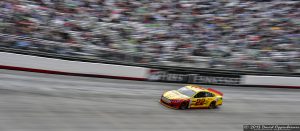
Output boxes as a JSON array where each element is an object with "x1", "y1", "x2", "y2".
[{"x1": 0, "y1": 0, "x2": 299, "y2": 72}]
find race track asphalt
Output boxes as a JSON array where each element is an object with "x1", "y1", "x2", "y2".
[{"x1": 0, "y1": 69, "x2": 299, "y2": 131}]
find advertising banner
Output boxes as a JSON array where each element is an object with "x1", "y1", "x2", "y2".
[{"x1": 148, "y1": 69, "x2": 241, "y2": 85}]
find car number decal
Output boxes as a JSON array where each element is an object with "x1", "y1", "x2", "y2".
[{"x1": 196, "y1": 99, "x2": 205, "y2": 105}]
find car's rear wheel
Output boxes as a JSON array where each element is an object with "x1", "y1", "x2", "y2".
[
  {"x1": 179, "y1": 102, "x2": 188, "y2": 110},
  {"x1": 209, "y1": 101, "x2": 217, "y2": 109}
]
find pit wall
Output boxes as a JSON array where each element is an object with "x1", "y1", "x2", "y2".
[{"x1": 0, "y1": 52, "x2": 299, "y2": 88}]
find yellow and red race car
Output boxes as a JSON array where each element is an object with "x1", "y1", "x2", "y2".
[{"x1": 160, "y1": 85, "x2": 223, "y2": 109}]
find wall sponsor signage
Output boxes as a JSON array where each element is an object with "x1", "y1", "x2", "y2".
[{"x1": 148, "y1": 70, "x2": 240, "y2": 85}]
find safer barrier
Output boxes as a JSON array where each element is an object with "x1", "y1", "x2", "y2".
[
  {"x1": 0, "y1": 52, "x2": 148, "y2": 80},
  {"x1": 0, "y1": 51, "x2": 299, "y2": 88},
  {"x1": 243, "y1": 75, "x2": 300, "y2": 88}
]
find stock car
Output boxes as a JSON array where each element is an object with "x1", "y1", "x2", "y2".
[{"x1": 160, "y1": 85, "x2": 223, "y2": 109}]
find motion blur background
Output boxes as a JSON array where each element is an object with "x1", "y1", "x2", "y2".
[
  {"x1": 0, "y1": 0, "x2": 299, "y2": 73},
  {"x1": 0, "y1": 1, "x2": 300, "y2": 131}
]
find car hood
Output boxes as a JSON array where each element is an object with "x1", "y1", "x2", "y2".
[{"x1": 163, "y1": 90, "x2": 190, "y2": 100}]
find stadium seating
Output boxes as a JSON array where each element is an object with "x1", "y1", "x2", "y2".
[{"x1": 0, "y1": 0, "x2": 299, "y2": 72}]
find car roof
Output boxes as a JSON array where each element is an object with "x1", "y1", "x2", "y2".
[{"x1": 185, "y1": 85, "x2": 207, "y2": 92}]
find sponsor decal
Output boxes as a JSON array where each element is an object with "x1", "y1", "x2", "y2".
[
  {"x1": 189, "y1": 74, "x2": 240, "y2": 85},
  {"x1": 148, "y1": 70, "x2": 240, "y2": 85},
  {"x1": 148, "y1": 70, "x2": 188, "y2": 82}
]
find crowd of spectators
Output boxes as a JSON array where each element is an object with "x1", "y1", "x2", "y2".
[{"x1": 0, "y1": 0, "x2": 299, "y2": 72}]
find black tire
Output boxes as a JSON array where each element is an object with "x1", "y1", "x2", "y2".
[
  {"x1": 209, "y1": 101, "x2": 217, "y2": 109},
  {"x1": 179, "y1": 102, "x2": 188, "y2": 110}
]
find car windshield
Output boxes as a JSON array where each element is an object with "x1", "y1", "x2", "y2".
[{"x1": 177, "y1": 87, "x2": 196, "y2": 97}]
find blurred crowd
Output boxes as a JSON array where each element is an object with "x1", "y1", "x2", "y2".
[{"x1": 0, "y1": 0, "x2": 299, "y2": 72}]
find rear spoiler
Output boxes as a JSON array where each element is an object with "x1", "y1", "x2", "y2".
[{"x1": 207, "y1": 88, "x2": 223, "y2": 96}]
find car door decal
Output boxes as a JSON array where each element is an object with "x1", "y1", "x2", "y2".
[{"x1": 196, "y1": 99, "x2": 205, "y2": 105}]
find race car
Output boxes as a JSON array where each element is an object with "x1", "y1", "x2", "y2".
[{"x1": 160, "y1": 85, "x2": 223, "y2": 109}]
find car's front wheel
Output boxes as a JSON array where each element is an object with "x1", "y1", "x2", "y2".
[{"x1": 179, "y1": 102, "x2": 188, "y2": 110}]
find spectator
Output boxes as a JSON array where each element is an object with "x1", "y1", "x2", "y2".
[{"x1": 0, "y1": 0, "x2": 298, "y2": 72}]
